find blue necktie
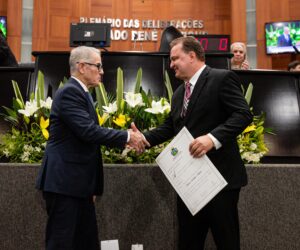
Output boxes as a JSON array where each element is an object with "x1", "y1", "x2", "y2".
[{"x1": 86, "y1": 92, "x2": 94, "y2": 108}]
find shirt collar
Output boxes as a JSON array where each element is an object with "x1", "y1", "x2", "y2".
[
  {"x1": 188, "y1": 64, "x2": 206, "y2": 89},
  {"x1": 71, "y1": 76, "x2": 89, "y2": 92}
]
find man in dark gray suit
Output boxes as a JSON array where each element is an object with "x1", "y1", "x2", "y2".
[
  {"x1": 36, "y1": 46, "x2": 149, "y2": 250},
  {"x1": 139, "y1": 36, "x2": 252, "y2": 249}
]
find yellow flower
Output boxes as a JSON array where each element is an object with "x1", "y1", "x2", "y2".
[
  {"x1": 40, "y1": 116, "x2": 49, "y2": 140},
  {"x1": 243, "y1": 124, "x2": 256, "y2": 133},
  {"x1": 98, "y1": 113, "x2": 109, "y2": 126},
  {"x1": 113, "y1": 114, "x2": 129, "y2": 128}
]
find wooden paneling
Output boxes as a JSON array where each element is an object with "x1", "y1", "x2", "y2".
[
  {"x1": 3, "y1": 0, "x2": 299, "y2": 68},
  {"x1": 0, "y1": 0, "x2": 7, "y2": 16},
  {"x1": 230, "y1": 0, "x2": 246, "y2": 44},
  {"x1": 32, "y1": 0, "x2": 231, "y2": 53},
  {"x1": 7, "y1": 0, "x2": 22, "y2": 61}
]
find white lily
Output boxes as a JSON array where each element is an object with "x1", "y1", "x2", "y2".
[
  {"x1": 124, "y1": 92, "x2": 144, "y2": 108},
  {"x1": 40, "y1": 97, "x2": 53, "y2": 109},
  {"x1": 18, "y1": 100, "x2": 39, "y2": 117},
  {"x1": 145, "y1": 99, "x2": 170, "y2": 114},
  {"x1": 103, "y1": 101, "x2": 118, "y2": 114}
]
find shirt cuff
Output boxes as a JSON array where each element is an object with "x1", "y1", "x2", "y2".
[
  {"x1": 127, "y1": 131, "x2": 130, "y2": 143},
  {"x1": 208, "y1": 133, "x2": 222, "y2": 150}
]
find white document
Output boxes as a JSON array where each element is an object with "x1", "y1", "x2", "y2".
[
  {"x1": 131, "y1": 244, "x2": 143, "y2": 250},
  {"x1": 156, "y1": 127, "x2": 227, "y2": 216},
  {"x1": 101, "y1": 240, "x2": 119, "y2": 250}
]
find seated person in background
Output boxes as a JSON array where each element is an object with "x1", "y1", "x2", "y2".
[
  {"x1": 277, "y1": 26, "x2": 293, "y2": 47},
  {"x1": 288, "y1": 60, "x2": 300, "y2": 72},
  {"x1": 0, "y1": 29, "x2": 18, "y2": 67},
  {"x1": 230, "y1": 42, "x2": 250, "y2": 70}
]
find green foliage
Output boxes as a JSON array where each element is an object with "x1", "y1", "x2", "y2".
[
  {"x1": 0, "y1": 126, "x2": 46, "y2": 163},
  {"x1": 237, "y1": 84, "x2": 273, "y2": 164},
  {"x1": 0, "y1": 68, "x2": 272, "y2": 165},
  {"x1": 0, "y1": 71, "x2": 51, "y2": 163},
  {"x1": 96, "y1": 68, "x2": 171, "y2": 163}
]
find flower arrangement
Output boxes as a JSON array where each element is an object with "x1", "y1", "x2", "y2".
[
  {"x1": 0, "y1": 72, "x2": 51, "y2": 163},
  {"x1": 94, "y1": 67, "x2": 172, "y2": 163},
  {"x1": 0, "y1": 69, "x2": 272, "y2": 164},
  {"x1": 237, "y1": 83, "x2": 273, "y2": 164}
]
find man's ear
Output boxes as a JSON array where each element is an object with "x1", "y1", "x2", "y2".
[
  {"x1": 188, "y1": 51, "x2": 196, "y2": 61},
  {"x1": 77, "y1": 63, "x2": 85, "y2": 74}
]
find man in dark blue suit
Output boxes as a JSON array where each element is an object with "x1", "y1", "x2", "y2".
[
  {"x1": 36, "y1": 46, "x2": 149, "y2": 250},
  {"x1": 136, "y1": 37, "x2": 252, "y2": 249},
  {"x1": 277, "y1": 26, "x2": 293, "y2": 47}
]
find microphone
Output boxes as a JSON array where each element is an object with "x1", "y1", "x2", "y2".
[
  {"x1": 133, "y1": 33, "x2": 138, "y2": 50},
  {"x1": 292, "y1": 45, "x2": 300, "y2": 54}
]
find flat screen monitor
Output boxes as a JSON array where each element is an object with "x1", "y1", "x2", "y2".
[
  {"x1": 70, "y1": 23, "x2": 111, "y2": 48},
  {"x1": 0, "y1": 16, "x2": 7, "y2": 38},
  {"x1": 192, "y1": 34, "x2": 230, "y2": 53},
  {"x1": 265, "y1": 20, "x2": 300, "y2": 54}
]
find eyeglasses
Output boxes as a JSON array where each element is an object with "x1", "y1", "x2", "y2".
[{"x1": 77, "y1": 62, "x2": 103, "y2": 70}]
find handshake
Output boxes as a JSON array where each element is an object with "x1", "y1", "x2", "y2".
[{"x1": 127, "y1": 123, "x2": 150, "y2": 154}]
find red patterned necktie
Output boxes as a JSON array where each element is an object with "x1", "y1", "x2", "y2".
[{"x1": 181, "y1": 82, "x2": 191, "y2": 117}]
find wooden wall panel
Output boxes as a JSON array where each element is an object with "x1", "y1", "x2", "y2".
[
  {"x1": 7, "y1": 0, "x2": 22, "y2": 61},
  {"x1": 32, "y1": 0, "x2": 48, "y2": 51},
  {"x1": 289, "y1": 0, "x2": 300, "y2": 19},
  {"x1": 32, "y1": 0, "x2": 231, "y2": 54},
  {"x1": 230, "y1": 0, "x2": 246, "y2": 44},
  {"x1": 3, "y1": 0, "x2": 299, "y2": 68},
  {"x1": 0, "y1": 0, "x2": 7, "y2": 16},
  {"x1": 72, "y1": 0, "x2": 91, "y2": 17},
  {"x1": 91, "y1": 0, "x2": 112, "y2": 16}
]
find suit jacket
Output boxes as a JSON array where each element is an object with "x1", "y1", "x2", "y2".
[
  {"x1": 144, "y1": 66, "x2": 252, "y2": 189},
  {"x1": 36, "y1": 78, "x2": 128, "y2": 197},
  {"x1": 277, "y1": 34, "x2": 293, "y2": 47}
]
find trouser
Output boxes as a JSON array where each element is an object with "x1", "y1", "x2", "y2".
[
  {"x1": 178, "y1": 189, "x2": 241, "y2": 250},
  {"x1": 43, "y1": 192, "x2": 100, "y2": 250}
]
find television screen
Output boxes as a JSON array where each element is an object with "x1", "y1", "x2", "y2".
[
  {"x1": 265, "y1": 20, "x2": 300, "y2": 54},
  {"x1": 0, "y1": 16, "x2": 7, "y2": 38},
  {"x1": 70, "y1": 23, "x2": 111, "y2": 48}
]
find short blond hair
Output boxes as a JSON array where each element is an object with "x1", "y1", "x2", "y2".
[{"x1": 231, "y1": 42, "x2": 247, "y2": 54}]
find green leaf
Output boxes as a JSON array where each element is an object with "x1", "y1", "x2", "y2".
[
  {"x1": 244, "y1": 83, "x2": 253, "y2": 105},
  {"x1": 29, "y1": 92, "x2": 35, "y2": 102},
  {"x1": 37, "y1": 71, "x2": 45, "y2": 107},
  {"x1": 95, "y1": 83, "x2": 109, "y2": 115},
  {"x1": 164, "y1": 70, "x2": 173, "y2": 104},
  {"x1": 134, "y1": 68, "x2": 142, "y2": 94},
  {"x1": 116, "y1": 67, "x2": 124, "y2": 113},
  {"x1": 11, "y1": 80, "x2": 24, "y2": 109}
]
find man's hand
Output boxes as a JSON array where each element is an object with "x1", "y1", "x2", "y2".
[
  {"x1": 127, "y1": 123, "x2": 150, "y2": 154},
  {"x1": 189, "y1": 134, "x2": 214, "y2": 158}
]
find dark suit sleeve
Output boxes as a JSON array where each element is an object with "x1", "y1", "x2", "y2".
[
  {"x1": 144, "y1": 114, "x2": 175, "y2": 147},
  {"x1": 58, "y1": 86, "x2": 127, "y2": 148},
  {"x1": 210, "y1": 71, "x2": 252, "y2": 143}
]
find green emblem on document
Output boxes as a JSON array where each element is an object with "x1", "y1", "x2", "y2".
[{"x1": 171, "y1": 147, "x2": 178, "y2": 156}]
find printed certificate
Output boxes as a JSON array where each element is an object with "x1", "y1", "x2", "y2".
[{"x1": 156, "y1": 127, "x2": 227, "y2": 215}]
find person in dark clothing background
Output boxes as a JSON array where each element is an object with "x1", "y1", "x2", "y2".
[{"x1": 0, "y1": 29, "x2": 18, "y2": 67}]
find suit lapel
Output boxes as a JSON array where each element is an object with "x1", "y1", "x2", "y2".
[
  {"x1": 184, "y1": 66, "x2": 210, "y2": 121},
  {"x1": 70, "y1": 78, "x2": 98, "y2": 123},
  {"x1": 173, "y1": 84, "x2": 185, "y2": 119}
]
